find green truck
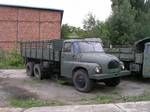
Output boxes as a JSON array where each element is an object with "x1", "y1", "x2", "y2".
[
  {"x1": 21, "y1": 38, "x2": 129, "y2": 92},
  {"x1": 105, "y1": 37, "x2": 150, "y2": 78}
]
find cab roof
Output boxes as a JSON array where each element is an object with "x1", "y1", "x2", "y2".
[
  {"x1": 135, "y1": 37, "x2": 150, "y2": 53},
  {"x1": 64, "y1": 38, "x2": 102, "y2": 43}
]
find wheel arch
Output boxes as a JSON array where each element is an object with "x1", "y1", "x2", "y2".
[{"x1": 72, "y1": 67, "x2": 88, "y2": 76}]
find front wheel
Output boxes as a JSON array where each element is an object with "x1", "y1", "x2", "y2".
[
  {"x1": 104, "y1": 77, "x2": 120, "y2": 87},
  {"x1": 73, "y1": 69, "x2": 94, "y2": 92}
]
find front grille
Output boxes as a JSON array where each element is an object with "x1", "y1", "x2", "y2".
[{"x1": 108, "y1": 60, "x2": 119, "y2": 69}]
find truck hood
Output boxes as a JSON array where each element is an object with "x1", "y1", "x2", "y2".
[
  {"x1": 80, "y1": 53, "x2": 119, "y2": 63},
  {"x1": 79, "y1": 53, "x2": 120, "y2": 72}
]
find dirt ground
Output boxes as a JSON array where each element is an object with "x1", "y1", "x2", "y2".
[{"x1": 0, "y1": 69, "x2": 150, "y2": 107}]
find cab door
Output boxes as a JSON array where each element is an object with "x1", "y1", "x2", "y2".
[
  {"x1": 143, "y1": 43, "x2": 150, "y2": 78},
  {"x1": 61, "y1": 42, "x2": 77, "y2": 78}
]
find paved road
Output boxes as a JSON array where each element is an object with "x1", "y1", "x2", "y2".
[{"x1": 0, "y1": 101, "x2": 150, "y2": 112}]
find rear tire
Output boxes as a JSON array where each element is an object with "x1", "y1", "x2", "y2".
[
  {"x1": 73, "y1": 69, "x2": 94, "y2": 93},
  {"x1": 104, "y1": 77, "x2": 120, "y2": 87},
  {"x1": 33, "y1": 64, "x2": 44, "y2": 80},
  {"x1": 26, "y1": 62, "x2": 34, "y2": 77}
]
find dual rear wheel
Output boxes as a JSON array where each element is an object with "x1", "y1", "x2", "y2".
[
  {"x1": 26, "y1": 62, "x2": 34, "y2": 77},
  {"x1": 26, "y1": 62, "x2": 44, "y2": 80}
]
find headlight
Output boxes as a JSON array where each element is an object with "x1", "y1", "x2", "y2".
[
  {"x1": 95, "y1": 66, "x2": 102, "y2": 74},
  {"x1": 120, "y1": 61, "x2": 125, "y2": 70},
  {"x1": 121, "y1": 65, "x2": 125, "y2": 70}
]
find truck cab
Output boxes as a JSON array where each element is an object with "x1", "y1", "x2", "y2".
[{"x1": 60, "y1": 38, "x2": 129, "y2": 92}]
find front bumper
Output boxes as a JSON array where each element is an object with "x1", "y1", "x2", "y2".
[{"x1": 89, "y1": 70, "x2": 130, "y2": 80}]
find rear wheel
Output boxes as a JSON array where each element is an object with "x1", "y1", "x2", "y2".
[
  {"x1": 73, "y1": 69, "x2": 94, "y2": 92},
  {"x1": 26, "y1": 62, "x2": 34, "y2": 76},
  {"x1": 104, "y1": 77, "x2": 120, "y2": 87},
  {"x1": 34, "y1": 64, "x2": 44, "y2": 80}
]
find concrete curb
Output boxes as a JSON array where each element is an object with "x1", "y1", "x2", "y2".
[{"x1": 0, "y1": 101, "x2": 150, "y2": 112}]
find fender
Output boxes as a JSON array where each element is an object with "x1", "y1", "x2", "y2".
[{"x1": 71, "y1": 62, "x2": 99, "y2": 77}]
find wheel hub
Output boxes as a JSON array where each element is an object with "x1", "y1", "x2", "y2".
[{"x1": 76, "y1": 75, "x2": 86, "y2": 88}]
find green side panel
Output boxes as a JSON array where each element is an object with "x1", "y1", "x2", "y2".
[
  {"x1": 50, "y1": 50, "x2": 53, "y2": 60},
  {"x1": 37, "y1": 48, "x2": 42, "y2": 59},
  {"x1": 54, "y1": 51, "x2": 60, "y2": 61},
  {"x1": 31, "y1": 49, "x2": 36, "y2": 58},
  {"x1": 43, "y1": 48, "x2": 50, "y2": 60},
  {"x1": 111, "y1": 53, "x2": 120, "y2": 58},
  {"x1": 135, "y1": 53, "x2": 143, "y2": 64},
  {"x1": 105, "y1": 47, "x2": 135, "y2": 61},
  {"x1": 22, "y1": 48, "x2": 25, "y2": 57},
  {"x1": 53, "y1": 40, "x2": 63, "y2": 51},
  {"x1": 26, "y1": 49, "x2": 30, "y2": 57},
  {"x1": 119, "y1": 53, "x2": 134, "y2": 61},
  {"x1": 20, "y1": 39, "x2": 63, "y2": 61},
  {"x1": 143, "y1": 44, "x2": 150, "y2": 78},
  {"x1": 105, "y1": 48, "x2": 120, "y2": 53},
  {"x1": 120, "y1": 48, "x2": 133, "y2": 53}
]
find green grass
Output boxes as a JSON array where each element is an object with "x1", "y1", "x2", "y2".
[
  {"x1": 56, "y1": 79, "x2": 68, "y2": 85},
  {"x1": 94, "y1": 92, "x2": 150, "y2": 104},
  {"x1": 122, "y1": 94, "x2": 150, "y2": 102},
  {"x1": 9, "y1": 94, "x2": 150, "y2": 108},
  {"x1": 10, "y1": 98, "x2": 65, "y2": 108},
  {"x1": 95, "y1": 95, "x2": 113, "y2": 104},
  {"x1": 0, "y1": 50, "x2": 25, "y2": 69}
]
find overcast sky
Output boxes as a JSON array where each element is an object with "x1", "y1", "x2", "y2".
[{"x1": 0, "y1": 0, "x2": 112, "y2": 27}]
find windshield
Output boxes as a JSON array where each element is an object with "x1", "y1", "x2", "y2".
[{"x1": 75, "y1": 41, "x2": 104, "y2": 53}]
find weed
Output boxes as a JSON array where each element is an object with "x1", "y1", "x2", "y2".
[
  {"x1": 122, "y1": 93, "x2": 150, "y2": 102},
  {"x1": 0, "y1": 50, "x2": 25, "y2": 69},
  {"x1": 56, "y1": 79, "x2": 68, "y2": 85},
  {"x1": 10, "y1": 98, "x2": 65, "y2": 108},
  {"x1": 95, "y1": 92, "x2": 150, "y2": 104},
  {"x1": 95, "y1": 95, "x2": 113, "y2": 104}
]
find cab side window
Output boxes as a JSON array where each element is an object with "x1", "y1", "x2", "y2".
[{"x1": 63, "y1": 42, "x2": 72, "y2": 52}]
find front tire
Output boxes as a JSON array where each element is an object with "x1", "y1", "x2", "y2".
[
  {"x1": 104, "y1": 77, "x2": 120, "y2": 87},
  {"x1": 33, "y1": 64, "x2": 44, "y2": 80},
  {"x1": 73, "y1": 69, "x2": 94, "y2": 92}
]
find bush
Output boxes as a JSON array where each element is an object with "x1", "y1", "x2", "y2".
[{"x1": 0, "y1": 50, "x2": 25, "y2": 69}]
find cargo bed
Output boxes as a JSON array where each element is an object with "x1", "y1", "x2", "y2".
[{"x1": 20, "y1": 40, "x2": 63, "y2": 62}]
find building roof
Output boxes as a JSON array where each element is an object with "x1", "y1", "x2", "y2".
[
  {"x1": 0, "y1": 3, "x2": 64, "y2": 23},
  {"x1": 0, "y1": 3, "x2": 63, "y2": 12}
]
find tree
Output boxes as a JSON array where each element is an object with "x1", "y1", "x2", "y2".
[
  {"x1": 61, "y1": 24, "x2": 72, "y2": 39},
  {"x1": 108, "y1": 0, "x2": 137, "y2": 44},
  {"x1": 108, "y1": 0, "x2": 150, "y2": 45},
  {"x1": 130, "y1": 0, "x2": 150, "y2": 40},
  {"x1": 81, "y1": 13, "x2": 111, "y2": 45},
  {"x1": 83, "y1": 13, "x2": 97, "y2": 31},
  {"x1": 61, "y1": 24, "x2": 86, "y2": 39}
]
